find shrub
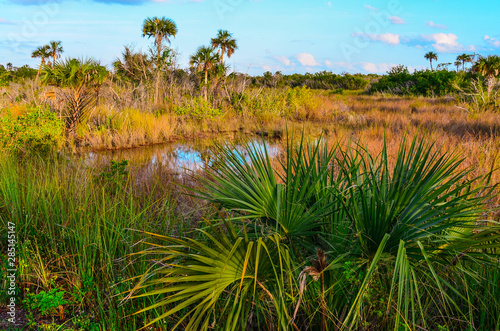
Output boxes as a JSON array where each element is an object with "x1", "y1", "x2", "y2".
[
  {"x1": 0, "y1": 106, "x2": 64, "y2": 155},
  {"x1": 175, "y1": 96, "x2": 223, "y2": 120}
]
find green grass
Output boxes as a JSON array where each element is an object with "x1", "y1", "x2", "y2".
[{"x1": 0, "y1": 153, "x2": 193, "y2": 329}]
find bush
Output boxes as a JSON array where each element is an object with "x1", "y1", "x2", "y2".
[
  {"x1": 175, "y1": 96, "x2": 223, "y2": 120},
  {"x1": 0, "y1": 106, "x2": 64, "y2": 155},
  {"x1": 370, "y1": 65, "x2": 465, "y2": 96}
]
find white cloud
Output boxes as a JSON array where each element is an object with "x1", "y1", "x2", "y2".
[
  {"x1": 427, "y1": 21, "x2": 447, "y2": 29},
  {"x1": 484, "y1": 35, "x2": 500, "y2": 48},
  {"x1": 421, "y1": 33, "x2": 474, "y2": 52},
  {"x1": 296, "y1": 53, "x2": 320, "y2": 66},
  {"x1": 353, "y1": 32, "x2": 400, "y2": 46},
  {"x1": 389, "y1": 16, "x2": 405, "y2": 24},
  {"x1": 364, "y1": 4, "x2": 378, "y2": 12},
  {"x1": 361, "y1": 62, "x2": 397, "y2": 73},
  {"x1": 273, "y1": 55, "x2": 291, "y2": 66},
  {"x1": 327, "y1": 1, "x2": 332, "y2": 7}
]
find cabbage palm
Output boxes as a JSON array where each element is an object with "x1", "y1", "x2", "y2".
[
  {"x1": 31, "y1": 45, "x2": 50, "y2": 80},
  {"x1": 424, "y1": 51, "x2": 438, "y2": 71},
  {"x1": 142, "y1": 17, "x2": 178, "y2": 104},
  {"x1": 189, "y1": 46, "x2": 219, "y2": 101},
  {"x1": 473, "y1": 55, "x2": 500, "y2": 94},
  {"x1": 211, "y1": 29, "x2": 238, "y2": 64},
  {"x1": 40, "y1": 58, "x2": 108, "y2": 136},
  {"x1": 48, "y1": 40, "x2": 63, "y2": 68},
  {"x1": 456, "y1": 53, "x2": 472, "y2": 72}
]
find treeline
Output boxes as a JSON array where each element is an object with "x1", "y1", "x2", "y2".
[
  {"x1": 0, "y1": 64, "x2": 36, "y2": 86},
  {"x1": 251, "y1": 71, "x2": 374, "y2": 91}
]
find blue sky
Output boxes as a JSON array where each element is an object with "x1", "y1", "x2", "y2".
[{"x1": 1, "y1": 0, "x2": 499, "y2": 75}]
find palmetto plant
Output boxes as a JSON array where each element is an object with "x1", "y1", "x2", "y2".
[
  {"x1": 41, "y1": 58, "x2": 108, "y2": 137},
  {"x1": 424, "y1": 51, "x2": 438, "y2": 71},
  {"x1": 128, "y1": 135, "x2": 500, "y2": 330},
  {"x1": 190, "y1": 46, "x2": 220, "y2": 101},
  {"x1": 211, "y1": 29, "x2": 238, "y2": 64},
  {"x1": 142, "y1": 17, "x2": 178, "y2": 104},
  {"x1": 31, "y1": 45, "x2": 51, "y2": 80}
]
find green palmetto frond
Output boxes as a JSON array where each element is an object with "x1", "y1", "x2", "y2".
[
  {"x1": 190, "y1": 136, "x2": 341, "y2": 248},
  {"x1": 129, "y1": 134, "x2": 500, "y2": 330},
  {"x1": 126, "y1": 219, "x2": 293, "y2": 330}
]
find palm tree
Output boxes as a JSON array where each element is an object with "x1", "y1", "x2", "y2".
[
  {"x1": 40, "y1": 58, "x2": 108, "y2": 137},
  {"x1": 424, "y1": 51, "x2": 438, "y2": 71},
  {"x1": 473, "y1": 55, "x2": 500, "y2": 94},
  {"x1": 456, "y1": 53, "x2": 472, "y2": 72},
  {"x1": 142, "y1": 17, "x2": 178, "y2": 104},
  {"x1": 48, "y1": 41, "x2": 63, "y2": 68},
  {"x1": 454, "y1": 60, "x2": 462, "y2": 72},
  {"x1": 211, "y1": 29, "x2": 238, "y2": 64},
  {"x1": 32, "y1": 45, "x2": 50, "y2": 80},
  {"x1": 189, "y1": 46, "x2": 219, "y2": 101}
]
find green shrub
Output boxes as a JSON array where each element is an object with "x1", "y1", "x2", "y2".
[
  {"x1": 0, "y1": 107, "x2": 64, "y2": 155},
  {"x1": 175, "y1": 96, "x2": 223, "y2": 120}
]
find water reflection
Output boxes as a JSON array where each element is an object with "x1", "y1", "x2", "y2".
[{"x1": 85, "y1": 136, "x2": 281, "y2": 174}]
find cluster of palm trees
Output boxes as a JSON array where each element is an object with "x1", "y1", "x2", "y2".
[
  {"x1": 31, "y1": 41, "x2": 64, "y2": 80},
  {"x1": 189, "y1": 30, "x2": 238, "y2": 101},
  {"x1": 140, "y1": 17, "x2": 238, "y2": 103},
  {"x1": 424, "y1": 51, "x2": 478, "y2": 72}
]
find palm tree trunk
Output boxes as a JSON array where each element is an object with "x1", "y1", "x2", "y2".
[
  {"x1": 154, "y1": 39, "x2": 163, "y2": 105},
  {"x1": 430, "y1": 60, "x2": 433, "y2": 71},
  {"x1": 36, "y1": 59, "x2": 44, "y2": 81},
  {"x1": 204, "y1": 68, "x2": 208, "y2": 101}
]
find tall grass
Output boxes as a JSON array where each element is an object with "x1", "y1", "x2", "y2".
[{"x1": 0, "y1": 153, "x2": 196, "y2": 329}]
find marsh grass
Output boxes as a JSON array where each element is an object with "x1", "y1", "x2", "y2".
[{"x1": 0, "y1": 153, "x2": 207, "y2": 329}]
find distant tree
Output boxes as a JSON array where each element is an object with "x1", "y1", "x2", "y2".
[
  {"x1": 456, "y1": 53, "x2": 472, "y2": 72},
  {"x1": 211, "y1": 30, "x2": 238, "y2": 64},
  {"x1": 473, "y1": 55, "x2": 500, "y2": 94},
  {"x1": 32, "y1": 45, "x2": 51, "y2": 80},
  {"x1": 41, "y1": 58, "x2": 108, "y2": 137},
  {"x1": 6, "y1": 63, "x2": 13, "y2": 71},
  {"x1": 454, "y1": 60, "x2": 462, "y2": 72},
  {"x1": 142, "y1": 17, "x2": 178, "y2": 104},
  {"x1": 48, "y1": 41, "x2": 64, "y2": 68},
  {"x1": 190, "y1": 46, "x2": 219, "y2": 101},
  {"x1": 424, "y1": 51, "x2": 438, "y2": 71},
  {"x1": 113, "y1": 46, "x2": 153, "y2": 83}
]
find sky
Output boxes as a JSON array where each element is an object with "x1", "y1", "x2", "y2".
[{"x1": 0, "y1": 0, "x2": 499, "y2": 75}]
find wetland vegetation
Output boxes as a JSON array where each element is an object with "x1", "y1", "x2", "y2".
[{"x1": 1, "y1": 16, "x2": 500, "y2": 331}]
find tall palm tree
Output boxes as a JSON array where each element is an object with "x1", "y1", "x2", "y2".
[
  {"x1": 454, "y1": 60, "x2": 462, "y2": 72},
  {"x1": 473, "y1": 55, "x2": 500, "y2": 94},
  {"x1": 424, "y1": 51, "x2": 438, "y2": 71},
  {"x1": 142, "y1": 17, "x2": 178, "y2": 104},
  {"x1": 456, "y1": 53, "x2": 472, "y2": 72},
  {"x1": 32, "y1": 45, "x2": 50, "y2": 80},
  {"x1": 190, "y1": 46, "x2": 219, "y2": 101},
  {"x1": 48, "y1": 41, "x2": 63, "y2": 68},
  {"x1": 211, "y1": 29, "x2": 238, "y2": 64}
]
